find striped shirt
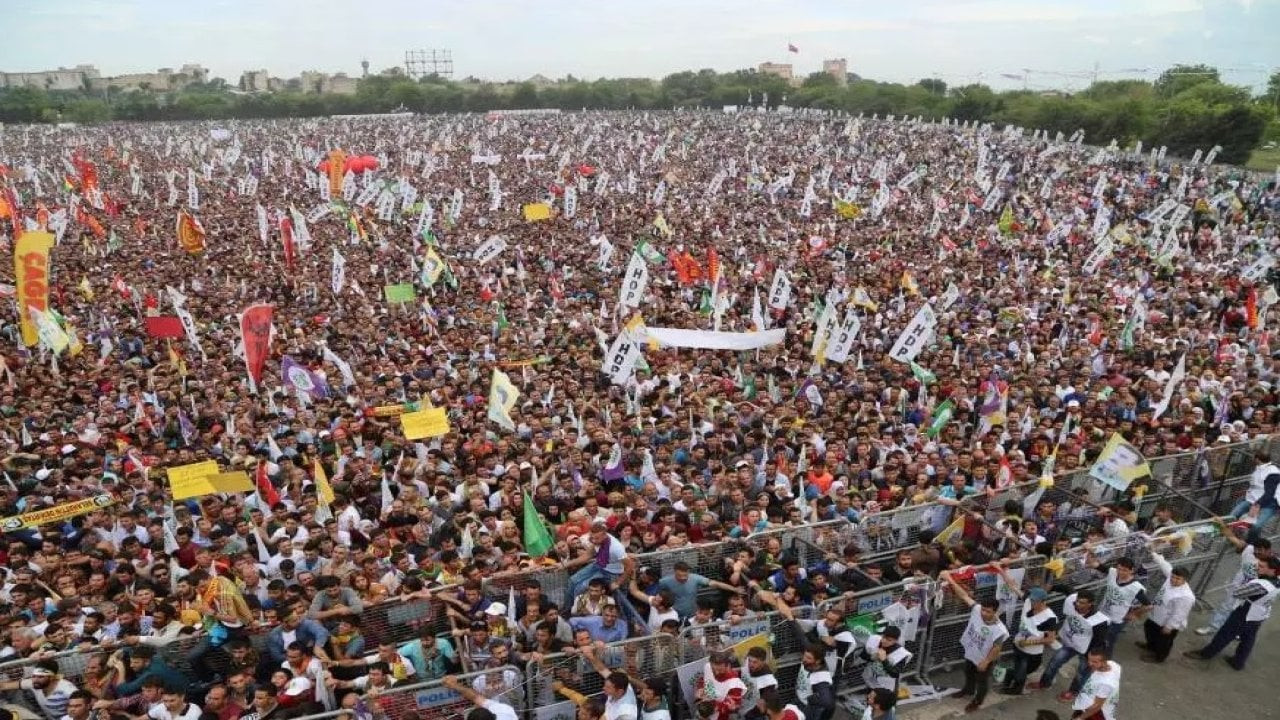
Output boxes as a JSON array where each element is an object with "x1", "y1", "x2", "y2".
[{"x1": 21, "y1": 678, "x2": 77, "y2": 720}]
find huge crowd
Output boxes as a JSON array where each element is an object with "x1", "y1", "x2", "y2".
[{"x1": 0, "y1": 108, "x2": 1278, "y2": 720}]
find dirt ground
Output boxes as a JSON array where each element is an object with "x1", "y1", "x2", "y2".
[{"x1": 900, "y1": 561, "x2": 1280, "y2": 720}]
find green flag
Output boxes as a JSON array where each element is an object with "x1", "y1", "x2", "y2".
[
  {"x1": 522, "y1": 490, "x2": 553, "y2": 557},
  {"x1": 384, "y1": 283, "x2": 416, "y2": 303},
  {"x1": 998, "y1": 205, "x2": 1015, "y2": 236},
  {"x1": 910, "y1": 361, "x2": 937, "y2": 385},
  {"x1": 636, "y1": 238, "x2": 664, "y2": 264},
  {"x1": 698, "y1": 290, "x2": 712, "y2": 315},
  {"x1": 926, "y1": 399, "x2": 955, "y2": 439},
  {"x1": 496, "y1": 303, "x2": 509, "y2": 331},
  {"x1": 744, "y1": 374, "x2": 757, "y2": 400}
]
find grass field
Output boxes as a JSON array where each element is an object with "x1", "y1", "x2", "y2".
[{"x1": 1246, "y1": 146, "x2": 1280, "y2": 172}]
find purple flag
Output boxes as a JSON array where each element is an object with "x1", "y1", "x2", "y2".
[{"x1": 282, "y1": 356, "x2": 330, "y2": 399}]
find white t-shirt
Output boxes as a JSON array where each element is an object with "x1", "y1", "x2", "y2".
[
  {"x1": 1072, "y1": 662, "x2": 1121, "y2": 720},
  {"x1": 1059, "y1": 593, "x2": 1110, "y2": 654},
  {"x1": 958, "y1": 605, "x2": 1008, "y2": 665},
  {"x1": 483, "y1": 700, "x2": 519, "y2": 720},
  {"x1": 148, "y1": 704, "x2": 203, "y2": 720}
]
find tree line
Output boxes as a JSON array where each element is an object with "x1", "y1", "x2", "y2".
[{"x1": 2, "y1": 63, "x2": 1277, "y2": 165}]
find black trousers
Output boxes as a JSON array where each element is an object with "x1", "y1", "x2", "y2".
[
  {"x1": 1143, "y1": 618, "x2": 1178, "y2": 661},
  {"x1": 962, "y1": 660, "x2": 992, "y2": 705},
  {"x1": 1003, "y1": 648, "x2": 1043, "y2": 692}
]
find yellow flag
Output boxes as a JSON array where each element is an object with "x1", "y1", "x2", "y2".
[
  {"x1": 488, "y1": 369, "x2": 519, "y2": 432},
  {"x1": 936, "y1": 514, "x2": 965, "y2": 544},
  {"x1": 78, "y1": 277, "x2": 94, "y2": 300},
  {"x1": 313, "y1": 458, "x2": 335, "y2": 504},
  {"x1": 901, "y1": 271, "x2": 919, "y2": 296},
  {"x1": 422, "y1": 247, "x2": 445, "y2": 286},
  {"x1": 653, "y1": 214, "x2": 672, "y2": 237},
  {"x1": 522, "y1": 203, "x2": 552, "y2": 222}
]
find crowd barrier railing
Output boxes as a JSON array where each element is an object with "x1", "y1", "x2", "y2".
[{"x1": 0, "y1": 440, "x2": 1272, "y2": 720}]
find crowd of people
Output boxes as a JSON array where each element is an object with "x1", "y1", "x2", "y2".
[{"x1": 0, "y1": 107, "x2": 1278, "y2": 720}]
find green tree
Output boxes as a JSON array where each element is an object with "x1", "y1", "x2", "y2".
[
  {"x1": 917, "y1": 78, "x2": 947, "y2": 95},
  {"x1": 1154, "y1": 64, "x2": 1221, "y2": 98}
]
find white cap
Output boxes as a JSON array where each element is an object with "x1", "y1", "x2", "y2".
[
  {"x1": 484, "y1": 603, "x2": 507, "y2": 617},
  {"x1": 35, "y1": 468, "x2": 52, "y2": 481}
]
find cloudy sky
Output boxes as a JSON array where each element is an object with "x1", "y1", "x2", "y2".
[{"x1": 4, "y1": 0, "x2": 1277, "y2": 92}]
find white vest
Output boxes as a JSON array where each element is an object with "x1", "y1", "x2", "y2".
[
  {"x1": 1014, "y1": 601, "x2": 1058, "y2": 656},
  {"x1": 1243, "y1": 578, "x2": 1280, "y2": 622},
  {"x1": 861, "y1": 635, "x2": 912, "y2": 690},
  {"x1": 796, "y1": 667, "x2": 832, "y2": 706}
]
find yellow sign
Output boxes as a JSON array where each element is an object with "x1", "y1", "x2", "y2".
[
  {"x1": 170, "y1": 468, "x2": 252, "y2": 500},
  {"x1": 1, "y1": 494, "x2": 114, "y2": 531},
  {"x1": 167, "y1": 460, "x2": 219, "y2": 500},
  {"x1": 402, "y1": 407, "x2": 450, "y2": 440},
  {"x1": 730, "y1": 632, "x2": 775, "y2": 670},
  {"x1": 14, "y1": 231, "x2": 54, "y2": 347},
  {"x1": 522, "y1": 203, "x2": 552, "y2": 222},
  {"x1": 372, "y1": 404, "x2": 411, "y2": 417}
]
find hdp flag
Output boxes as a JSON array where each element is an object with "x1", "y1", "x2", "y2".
[{"x1": 282, "y1": 356, "x2": 330, "y2": 399}]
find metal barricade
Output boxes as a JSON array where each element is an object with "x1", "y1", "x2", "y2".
[
  {"x1": 526, "y1": 634, "x2": 680, "y2": 710},
  {"x1": 287, "y1": 667, "x2": 526, "y2": 720}
]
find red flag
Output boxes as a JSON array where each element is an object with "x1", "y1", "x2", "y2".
[
  {"x1": 706, "y1": 247, "x2": 720, "y2": 285},
  {"x1": 279, "y1": 215, "x2": 296, "y2": 269},
  {"x1": 256, "y1": 462, "x2": 281, "y2": 507},
  {"x1": 144, "y1": 316, "x2": 185, "y2": 338},
  {"x1": 787, "y1": 43, "x2": 799, "y2": 53},
  {"x1": 996, "y1": 455, "x2": 1013, "y2": 489},
  {"x1": 240, "y1": 303, "x2": 273, "y2": 388},
  {"x1": 1246, "y1": 288, "x2": 1259, "y2": 330}
]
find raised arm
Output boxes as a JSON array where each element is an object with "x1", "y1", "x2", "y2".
[
  {"x1": 441, "y1": 675, "x2": 485, "y2": 708},
  {"x1": 940, "y1": 570, "x2": 976, "y2": 607}
]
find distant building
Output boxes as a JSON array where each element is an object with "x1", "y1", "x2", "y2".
[
  {"x1": 240, "y1": 69, "x2": 271, "y2": 92},
  {"x1": 0, "y1": 64, "x2": 99, "y2": 91},
  {"x1": 88, "y1": 64, "x2": 210, "y2": 92},
  {"x1": 823, "y1": 58, "x2": 848, "y2": 85},
  {"x1": 758, "y1": 62, "x2": 794, "y2": 81},
  {"x1": 324, "y1": 73, "x2": 359, "y2": 95}
]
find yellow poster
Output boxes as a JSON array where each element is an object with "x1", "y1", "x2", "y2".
[
  {"x1": 0, "y1": 494, "x2": 114, "y2": 531},
  {"x1": 523, "y1": 203, "x2": 552, "y2": 222},
  {"x1": 373, "y1": 404, "x2": 411, "y2": 417},
  {"x1": 14, "y1": 231, "x2": 54, "y2": 347},
  {"x1": 167, "y1": 460, "x2": 220, "y2": 499},
  {"x1": 730, "y1": 632, "x2": 776, "y2": 669},
  {"x1": 401, "y1": 407, "x2": 450, "y2": 439}
]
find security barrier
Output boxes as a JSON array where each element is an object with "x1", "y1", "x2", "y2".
[{"x1": 0, "y1": 439, "x2": 1273, "y2": 720}]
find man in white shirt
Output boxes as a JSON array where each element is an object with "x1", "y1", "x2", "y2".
[
  {"x1": 148, "y1": 689, "x2": 202, "y2": 720},
  {"x1": 942, "y1": 570, "x2": 1009, "y2": 714},
  {"x1": 1196, "y1": 529, "x2": 1271, "y2": 636},
  {"x1": 1071, "y1": 650, "x2": 1121, "y2": 720},
  {"x1": 266, "y1": 538, "x2": 306, "y2": 578},
  {"x1": 442, "y1": 675, "x2": 520, "y2": 720},
  {"x1": 1138, "y1": 548, "x2": 1194, "y2": 663}
]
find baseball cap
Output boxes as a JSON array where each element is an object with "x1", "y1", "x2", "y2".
[
  {"x1": 1027, "y1": 587, "x2": 1049, "y2": 603},
  {"x1": 469, "y1": 620, "x2": 488, "y2": 631},
  {"x1": 484, "y1": 603, "x2": 507, "y2": 617}
]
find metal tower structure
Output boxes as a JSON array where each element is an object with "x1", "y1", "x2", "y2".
[{"x1": 404, "y1": 49, "x2": 454, "y2": 80}]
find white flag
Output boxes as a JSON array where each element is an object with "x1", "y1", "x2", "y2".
[
  {"x1": 1151, "y1": 354, "x2": 1186, "y2": 420},
  {"x1": 473, "y1": 235, "x2": 508, "y2": 265},
  {"x1": 331, "y1": 248, "x2": 346, "y2": 295},
  {"x1": 323, "y1": 346, "x2": 357, "y2": 388},
  {"x1": 825, "y1": 312, "x2": 863, "y2": 363},
  {"x1": 887, "y1": 303, "x2": 937, "y2": 364},
  {"x1": 619, "y1": 251, "x2": 649, "y2": 310},
  {"x1": 767, "y1": 267, "x2": 791, "y2": 310}
]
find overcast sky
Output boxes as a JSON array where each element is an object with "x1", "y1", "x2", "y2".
[{"x1": 3, "y1": 0, "x2": 1277, "y2": 92}]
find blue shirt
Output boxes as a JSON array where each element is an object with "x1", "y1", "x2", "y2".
[
  {"x1": 656, "y1": 573, "x2": 710, "y2": 618},
  {"x1": 569, "y1": 615, "x2": 629, "y2": 644}
]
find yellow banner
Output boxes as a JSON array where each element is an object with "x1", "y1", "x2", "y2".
[
  {"x1": 328, "y1": 150, "x2": 347, "y2": 198},
  {"x1": 523, "y1": 203, "x2": 552, "y2": 222},
  {"x1": 372, "y1": 404, "x2": 412, "y2": 417},
  {"x1": 314, "y1": 459, "x2": 334, "y2": 504},
  {"x1": 402, "y1": 407, "x2": 450, "y2": 439},
  {"x1": 15, "y1": 231, "x2": 54, "y2": 347},
  {"x1": 0, "y1": 494, "x2": 114, "y2": 531}
]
